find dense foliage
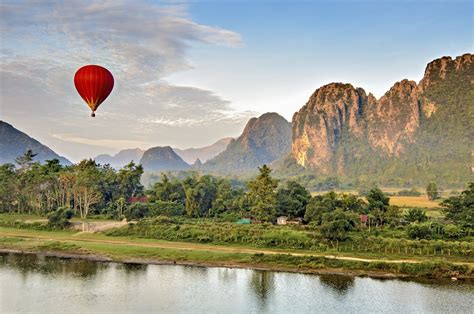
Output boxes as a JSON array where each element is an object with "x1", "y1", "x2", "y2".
[
  {"x1": 1, "y1": 152, "x2": 472, "y2": 251},
  {"x1": 0, "y1": 152, "x2": 144, "y2": 219}
]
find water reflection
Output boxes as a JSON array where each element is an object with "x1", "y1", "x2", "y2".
[
  {"x1": 0, "y1": 252, "x2": 102, "y2": 279},
  {"x1": 1, "y1": 252, "x2": 473, "y2": 313},
  {"x1": 319, "y1": 274, "x2": 355, "y2": 295},
  {"x1": 119, "y1": 262, "x2": 148, "y2": 274},
  {"x1": 249, "y1": 270, "x2": 275, "y2": 305}
]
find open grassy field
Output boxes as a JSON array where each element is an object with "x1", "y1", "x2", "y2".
[{"x1": 389, "y1": 196, "x2": 441, "y2": 208}]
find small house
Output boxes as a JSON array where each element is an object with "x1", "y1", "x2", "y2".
[{"x1": 277, "y1": 216, "x2": 288, "y2": 225}]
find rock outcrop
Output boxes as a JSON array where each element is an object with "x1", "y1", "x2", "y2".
[
  {"x1": 205, "y1": 112, "x2": 292, "y2": 172},
  {"x1": 291, "y1": 53, "x2": 473, "y2": 183}
]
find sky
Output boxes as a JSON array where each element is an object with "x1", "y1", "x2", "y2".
[{"x1": 0, "y1": 0, "x2": 472, "y2": 162}]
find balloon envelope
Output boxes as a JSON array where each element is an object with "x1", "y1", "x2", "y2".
[{"x1": 74, "y1": 65, "x2": 114, "y2": 117}]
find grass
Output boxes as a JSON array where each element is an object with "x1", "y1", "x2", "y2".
[
  {"x1": 389, "y1": 196, "x2": 441, "y2": 208},
  {"x1": 0, "y1": 226, "x2": 472, "y2": 278}
]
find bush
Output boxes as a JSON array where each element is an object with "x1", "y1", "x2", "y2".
[
  {"x1": 124, "y1": 201, "x2": 184, "y2": 220},
  {"x1": 48, "y1": 207, "x2": 74, "y2": 228},
  {"x1": 397, "y1": 188, "x2": 421, "y2": 196},
  {"x1": 443, "y1": 224, "x2": 464, "y2": 240},
  {"x1": 404, "y1": 208, "x2": 428, "y2": 223},
  {"x1": 407, "y1": 222, "x2": 432, "y2": 240}
]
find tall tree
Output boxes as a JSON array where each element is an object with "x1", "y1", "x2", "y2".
[
  {"x1": 426, "y1": 182, "x2": 439, "y2": 200},
  {"x1": 366, "y1": 187, "x2": 390, "y2": 226},
  {"x1": 276, "y1": 181, "x2": 310, "y2": 218},
  {"x1": 0, "y1": 164, "x2": 17, "y2": 213},
  {"x1": 247, "y1": 165, "x2": 278, "y2": 222}
]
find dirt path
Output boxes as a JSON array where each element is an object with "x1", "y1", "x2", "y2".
[
  {"x1": 0, "y1": 228, "x2": 442, "y2": 265},
  {"x1": 70, "y1": 221, "x2": 128, "y2": 234}
]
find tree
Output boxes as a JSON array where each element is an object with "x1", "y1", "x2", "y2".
[
  {"x1": 211, "y1": 179, "x2": 243, "y2": 217},
  {"x1": 247, "y1": 165, "x2": 278, "y2": 222},
  {"x1": 304, "y1": 192, "x2": 340, "y2": 224},
  {"x1": 366, "y1": 187, "x2": 390, "y2": 226},
  {"x1": 118, "y1": 161, "x2": 144, "y2": 198},
  {"x1": 15, "y1": 149, "x2": 37, "y2": 171},
  {"x1": 404, "y1": 208, "x2": 428, "y2": 223},
  {"x1": 73, "y1": 160, "x2": 102, "y2": 218},
  {"x1": 407, "y1": 222, "x2": 433, "y2": 240},
  {"x1": 426, "y1": 182, "x2": 439, "y2": 200},
  {"x1": 441, "y1": 183, "x2": 473, "y2": 230},
  {"x1": 0, "y1": 164, "x2": 17, "y2": 212},
  {"x1": 319, "y1": 210, "x2": 356, "y2": 241},
  {"x1": 276, "y1": 181, "x2": 310, "y2": 218}
]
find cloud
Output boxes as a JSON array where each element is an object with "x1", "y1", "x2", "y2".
[
  {"x1": 51, "y1": 134, "x2": 150, "y2": 150},
  {"x1": 0, "y1": 0, "x2": 252, "y2": 161}
]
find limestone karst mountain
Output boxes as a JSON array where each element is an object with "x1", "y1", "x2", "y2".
[{"x1": 290, "y1": 53, "x2": 473, "y2": 184}]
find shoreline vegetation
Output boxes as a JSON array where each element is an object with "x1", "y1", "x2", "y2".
[
  {"x1": 0, "y1": 227, "x2": 472, "y2": 280},
  {"x1": 1, "y1": 153, "x2": 472, "y2": 280}
]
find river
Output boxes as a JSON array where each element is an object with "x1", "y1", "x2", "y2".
[{"x1": 0, "y1": 252, "x2": 473, "y2": 313}]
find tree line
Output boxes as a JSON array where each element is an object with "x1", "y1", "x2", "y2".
[{"x1": 0, "y1": 151, "x2": 472, "y2": 241}]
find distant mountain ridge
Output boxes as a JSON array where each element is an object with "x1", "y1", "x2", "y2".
[
  {"x1": 93, "y1": 138, "x2": 232, "y2": 169},
  {"x1": 95, "y1": 148, "x2": 145, "y2": 168},
  {"x1": 174, "y1": 138, "x2": 232, "y2": 164},
  {"x1": 0, "y1": 121, "x2": 71, "y2": 165},
  {"x1": 204, "y1": 112, "x2": 292, "y2": 173},
  {"x1": 139, "y1": 146, "x2": 190, "y2": 172}
]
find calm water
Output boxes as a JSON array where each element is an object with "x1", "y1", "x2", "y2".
[{"x1": 0, "y1": 253, "x2": 473, "y2": 313}]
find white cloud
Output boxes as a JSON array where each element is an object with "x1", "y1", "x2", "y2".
[{"x1": 0, "y1": 0, "x2": 252, "y2": 161}]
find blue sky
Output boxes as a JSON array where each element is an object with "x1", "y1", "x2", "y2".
[
  {"x1": 1, "y1": 0, "x2": 472, "y2": 161},
  {"x1": 170, "y1": 0, "x2": 473, "y2": 118}
]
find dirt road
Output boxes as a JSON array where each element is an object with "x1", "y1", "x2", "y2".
[{"x1": 0, "y1": 228, "x2": 438, "y2": 265}]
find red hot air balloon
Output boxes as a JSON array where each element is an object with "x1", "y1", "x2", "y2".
[{"x1": 74, "y1": 65, "x2": 114, "y2": 117}]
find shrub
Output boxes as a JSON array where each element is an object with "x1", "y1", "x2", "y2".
[
  {"x1": 124, "y1": 201, "x2": 184, "y2": 220},
  {"x1": 443, "y1": 224, "x2": 464, "y2": 240},
  {"x1": 404, "y1": 208, "x2": 428, "y2": 223},
  {"x1": 397, "y1": 188, "x2": 421, "y2": 196},
  {"x1": 407, "y1": 222, "x2": 432, "y2": 240},
  {"x1": 48, "y1": 207, "x2": 74, "y2": 228}
]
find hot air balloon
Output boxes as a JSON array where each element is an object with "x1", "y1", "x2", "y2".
[{"x1": 74, "y1": 65, "x2": 114, "y2": 117}]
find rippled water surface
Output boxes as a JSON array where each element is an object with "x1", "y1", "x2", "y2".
[{"x1": 0, "y1": 252, "x2": 473, "y2": 313}]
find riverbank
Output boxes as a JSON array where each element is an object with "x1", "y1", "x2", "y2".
[{"x1": 1, "y1": 227, "x2": 472, "y2": 279}]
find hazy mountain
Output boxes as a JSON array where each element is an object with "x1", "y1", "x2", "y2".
[
  {"x1": 0, "y1": 121, "x2": 71, "y2": 165},
  {"x1": 95, "y1": 148, "x2": 145, "y2": 168},
  {"x1": 204, "y1": 112, "x2": 292, "y2": 173},
  {"x1": 139, "y1": 146, "x2": 190, "y2": 172},
  {"x1": 290, "y1": 53, "x2": 473, "y2": 185},
  {"x1": 174, "y1": 138, "x2": 232, "y2": 164}
]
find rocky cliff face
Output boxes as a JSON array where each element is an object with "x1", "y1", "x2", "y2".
[
  {"x1": 292, "y1": 83, "x2": 370, "y2": 172},
  {"x1": 205, "y1": 112, "x2": 292, "y2": 172},
  {"x1": 291, "y1": 53, "x2": 473, "y2": 183}
]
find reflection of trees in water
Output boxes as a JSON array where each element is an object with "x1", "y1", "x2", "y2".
[
  {"x1": 319, "y1": 274, "x2": 355, "y2": 295},
  {"x1": 0, "y1": 252, "x2": 102, "y2": 279},
  {"x1": 119, "y1": 263, "x2": 148, "y2": 275},
  {"x1": 217, "y1": 268, "x2": 237, "y2": 283},
  {"x1": 249, "y1": 270, "x2": 275, "y2": 306}
]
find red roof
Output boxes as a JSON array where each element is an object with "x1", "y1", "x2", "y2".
[{"x1": 127, "y1": 196, "x2": 148, "y2": 203}]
